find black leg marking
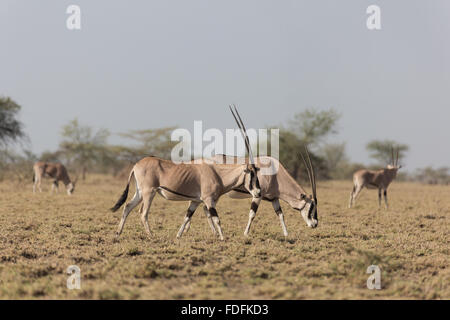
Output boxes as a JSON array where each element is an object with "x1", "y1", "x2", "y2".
[
  {"x1": 209, "y1": 207, "x2": 218, "y2": 217},
  {"x1": 271, "y1": 199, "x2": 288, "y2": 236},
  {"x1": 208, "y1": 207, "x2": 224, "y2": 240},
  {"x1": 244, "y1": 197, "x2": 261, "y2": 236},
  {"x1": 251, "y1": 201, "x2": 259, "y2": 213},
  {"x1": 177, "y1": 202, "x2": 200, "y2": 239}
]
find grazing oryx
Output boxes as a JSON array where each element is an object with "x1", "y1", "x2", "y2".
[
  {"x1": 110, "y1": 106, "x2": 261, "y2": 241},
  {"x1": 181, "y1": 149, "x2": 318, "y2": 237},
  {"x1": 33, "y1": 162, "x2": 77, "y2": 195},
  {"x1": 349, "y1": 148, "x2": 402, "y2": 209}
]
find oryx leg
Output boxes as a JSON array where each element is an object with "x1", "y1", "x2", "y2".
[
  {"x1": 177, "y1": 201, "x2": 200, "y2": 239},
  {"x1": 378, "y1": 189, "x2": 382, "y2": 208},
  {"x1": 244, "y1": 196, "x2": 262, "y2": 236},
  {"x1": 115, "y1": 187, "x2": 142, "y2": 240},
  {"x1": 383, "y1": 189, "x2": 389, "y2": 210},
  {"x1": 204, "y1": 200, "x2": 224, "y2": 240},
  {"x1": 34, "y1": 177, "x2": 42, "y2": 193},
  {"x1": 140, "y1": 189, "x2": 157, "y2": 238},
  {"x1": 33, "y1": 177, "x2": 39, "y2": 193},
  {"x1": 272, "y1": 198, "x2": 288, "y2": 237},
  {"x1": 181, "y1": 204, "x2": 217, "y2": 236},
  {"x1": 183, "y1": 220, "x2": 191, "y2": 234},
  {"x1": 349, "y1": 184, "x2": 363, "y2": 208},
  {"x1": 182, "y1": 204, "x2": 200, "y2": 234},
  {"x1": 349, "y1": 185, "x2": 356, "y2": 208},
  {"x1": 51, "y1": 180, "x2": 59, "y2": 194},
  {"x1": 202, "y1": 205, "x2": 217, "y2": 235}
]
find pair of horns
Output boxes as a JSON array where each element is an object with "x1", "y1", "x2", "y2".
[
  {"x1": 300, "y1": 146, "x2": 317, "y2": 204},
  {"x1": 391, "y1": 147, "x2": 399, "y2": 166},
  {"x1": 229, "y1": 104, "x2": 255, "y2": 166}
]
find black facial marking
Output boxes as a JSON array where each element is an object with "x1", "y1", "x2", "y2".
[
  {"x1": 307, "y1": 202, "x2": 313, "y2": 219},
  {"x1": 254, "y1": 169, "x2": 260, "y2": 189}
]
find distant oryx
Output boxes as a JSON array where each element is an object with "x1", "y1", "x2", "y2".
[
  {"x1": 33, "y1": 162, "x2": 77, "y2": 195},
  {"x1": 180, "y1": 150, "x2": 318, "y2": 237},
  {"x1": 110, "y1": 106, "x2": 261, "y2": 241},
  {"x1": 349, "y1": 148, "x2": 402, "y2": 209}
]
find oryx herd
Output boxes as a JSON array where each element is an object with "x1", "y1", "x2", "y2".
[{"x1": 32, "y1": 106, "x2": 401, "y2": 241}]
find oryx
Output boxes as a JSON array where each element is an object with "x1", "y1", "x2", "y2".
[
  {"x1": 33, "y1": 162, "x2": 77, "y2": 195},
  {"x1": 181, "y1": 149, "x2": 318, "y2": 237},
  {"x1": 110, "y1": 106, "x2": 261, "y2": 241},
  {"x1": 349, "y1": 148, "x2": 402, "y2": 209}
]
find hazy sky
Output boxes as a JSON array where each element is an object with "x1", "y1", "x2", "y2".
[{"x1": 1, "y1": 1, "x2": 449, "y2": 170}]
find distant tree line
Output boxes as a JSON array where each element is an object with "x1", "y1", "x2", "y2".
[{"x1": 1, "y1": 95, "x2": 448, "y2": 185}]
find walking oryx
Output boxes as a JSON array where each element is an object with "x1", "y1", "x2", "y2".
[
  {"x1": 180, "y1": 150, "x2": 318, "y2": 237},
  {"x1": 349, "y1": 148, "x2": 402, "y2": 209},
  {"x1": 110, "y1": 106, "x2": 261, "y2": 241},
  {"x1": 33, "y1": 162, "x2": 77, "y2": 195}
]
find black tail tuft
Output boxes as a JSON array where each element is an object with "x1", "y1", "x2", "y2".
[
  {"x1": 32, "y1": 174, "x2": 35, "y2": 183},
  {"x1": 110, "y1": 184, "x2": 130, "y2": 212}
]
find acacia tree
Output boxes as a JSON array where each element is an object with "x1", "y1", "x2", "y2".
[
  {"x1": 273, "y1": 108, "x2": 340, "y2": 180},
  {"x1": 287, "y1": 108, "x2": 340, "y2": 147},
  {"x1": 366, "y1": 140, "x2": 409, "y2": 166},
  {"x1": 117, "y1": 127, "x2": 177, "y2": 161},
  {"x1": 59, "y1": 119, "x2": 110, "y2": 180},
  {"x1": 0, "y1": 97, "x2": 26, "y2": 146}
]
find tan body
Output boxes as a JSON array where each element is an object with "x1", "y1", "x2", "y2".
[
  {"x1": 183, "y1": 155, "x2": 318, "y2": 237},
  {"x1": 33, "y1": 162, "x2": 76, "y2": 195},
  {"x1": 110, "y1": 155, "x2": 261, "y2": 241},
  {"x1": 349, "y1": 166, "x2": 399, "y2": 209}
]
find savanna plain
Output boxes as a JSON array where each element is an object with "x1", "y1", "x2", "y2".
[{"x1": 0, "y1": 175, "x2": 448, "y2": 299}]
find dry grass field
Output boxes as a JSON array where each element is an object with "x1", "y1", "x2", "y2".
[{"x1": 0, "y1": 175, "x2": 448, "y2": 299}]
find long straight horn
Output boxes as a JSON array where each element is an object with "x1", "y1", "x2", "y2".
[
  {"x1": 304, "y1": 145, "x2": 317, "y2": 203},
  {"x1": 229, "y1": 105, "x2": 255, "y2": 165},
  {"x1": 391, "y1": 146, "x2": 395, "y2": 166},
  {"x1": 396, "y1": 148, "x2": 399, "y2": 166},
  {"x1": 300, "y1": 147, "x2": 316, "y2": 203}
]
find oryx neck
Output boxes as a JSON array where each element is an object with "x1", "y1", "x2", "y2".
[
  {"x1": 276, "y1": 165, "x2": 308, "y2": 205},
  {"x1": 214, "y1": 164, "x2": 247, "y2": 192}
]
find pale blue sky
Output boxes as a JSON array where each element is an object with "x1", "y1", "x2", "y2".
[{"x1": 1, "y1": 1, "x2": 449, "y2": 170}]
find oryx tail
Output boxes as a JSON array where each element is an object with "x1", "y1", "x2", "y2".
[{"x1": 110, "y1": 170, "x2": 135, "y2": 212}]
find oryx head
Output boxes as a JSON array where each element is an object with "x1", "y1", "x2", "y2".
[
  {"x1": 229, "y1": 105, "x2": 261, "y2": 199},
  {"x1": 387, "y1": 147, "x2": 402, "y2": 171},
  {"x1": 298, "y1": 146, "x2": 318, "y2": 228}
]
